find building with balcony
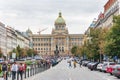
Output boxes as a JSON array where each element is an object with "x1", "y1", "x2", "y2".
[
  {"x1": 0, "y1": 22, "x2": 7, "y2": 56},
  {"x1": 6, "y1": 26, "x2": 17, "y2": 56}
]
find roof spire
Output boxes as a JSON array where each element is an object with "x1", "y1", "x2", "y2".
[{"x1": 59, "y1": 12, "x2": 62, "y2": 17}]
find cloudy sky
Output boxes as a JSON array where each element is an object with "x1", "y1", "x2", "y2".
[{"x1": 0, "y1": 0, "x2": 108, "y2": 34}]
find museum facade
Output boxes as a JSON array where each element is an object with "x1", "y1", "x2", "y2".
[{"x1": 31, "y1": 12, "x2": 84, "y2": 56}]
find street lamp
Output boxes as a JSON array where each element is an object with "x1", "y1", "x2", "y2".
[{"x1": 100, "y1": 50, "x2": 102, "y2": 62}]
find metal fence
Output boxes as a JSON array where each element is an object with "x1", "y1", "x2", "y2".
[{"x1": 0, "y1": 64, "x2": 50, "y2": 80}]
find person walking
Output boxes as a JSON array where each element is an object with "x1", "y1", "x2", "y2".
[
  {"x1": 7, "y1": 64, "x2": 11, "y2": 77},
  {"x1": 17, "y1": 63, "x2": 23, "y2": 80},
  {"x1": 2, "y1": 62, "x2": 8, "y2": 80},
  {"x1": 79, "y1": 60, "x2": 82, "y2": 67},
  {"x1": 68, "y1": 60, "x2": 72, "y2": 67},
  {"x1": 73, "y1": 60, "x2": 77, "y2": 68},
  {"x1": 11, "y1": 62, "x2": 18, "y2": 80}
]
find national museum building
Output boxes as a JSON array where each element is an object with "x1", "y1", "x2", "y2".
[{"x1": 32, "y1": 12, "x2": 84, "y2": 56}]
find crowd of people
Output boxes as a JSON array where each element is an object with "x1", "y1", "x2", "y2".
[
  {"x1": 0, "y1": 59, "x2": 52, "y2": 80},
  {"x1": 67, "y1": 57, "x2": 82, "y2": 68},
  {"x1": 0, "y1": 61, "x2": 27, "y2": 80}
]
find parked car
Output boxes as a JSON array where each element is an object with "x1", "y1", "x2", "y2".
[
  {"x1": 51, "y1": 59, "x2": 58, "y2": 66},
  {"x1": 102, "y1": 62, "x2": 115, "y2": 72},
  {"x1": 89, "y1": 62, "x2": 99, "y2": 71},
  {"x1": 26, "y1": 57, "x2": 32, "y2": 60},
  {"x1": 83, "y1": 61, "x2": 90, "y2": 67},
  {"x1": 106, "y1": 63, "x2": 116, "y2": 75},
  {"x1": 87, "y1": 62, "x2": 94, "y2": 69},
  {"x1": 97, "y1": 63, "x2": 103, "y2": 71},
  {"x1": 112, "y1": 64, "x2": 120, "y2": 78}
]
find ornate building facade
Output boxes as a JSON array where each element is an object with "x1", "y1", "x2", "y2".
[{"x1": 32, "y1": 12, "x2": 84, "y2": 56}]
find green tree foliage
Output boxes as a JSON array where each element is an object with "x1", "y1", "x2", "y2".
[
  {"x1": 89, "y1": 28, "x2": 101, "y2": 60},
  {"x1": 21, "y1": 48, "x2": 27, "y2": 57},
  {"x1": 98, "y1": 28, "x2": 108, "y2": 54},
  {"x1": 16, "y1": 45, "x2": 21, "y2": 58},
  {"x1": 82, "y1": 28, "x2": 102, "y2": 61},
  {"x1": 27, "y1": 49, "x2": 34, "y2": 57},
  {"x1": 71, "y1": 46, "x2": 78, "y2": 56},
  {"x1": 105, "y1": 15, "x2": 120, "y2": 58}
]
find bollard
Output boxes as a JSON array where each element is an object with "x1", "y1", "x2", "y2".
[
  {"x1": 33, "y1": 68, "x2": 34, "y2": 75},
  {"x1": 37, "y1": 67, "x2": 38, "y2": 74},
  {"x1": 17, "y1": 71, "x2": 19, "y2": 80},
  {"x1": 35, "y1": 67, "x2": 36, "y2": 74},
  {"x1": 30, "y1": 68, "x2": 32, "y2": 76},
  {"x1": 28, "y1": 69, "x2": 29, "y2": 77},
  {"x1": 24, "y1": 70, "x2": 26, "y2": 78}
]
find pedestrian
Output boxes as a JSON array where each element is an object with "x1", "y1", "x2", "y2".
[
  {"x1": 2, "y1": 62, "x2": 7, "y2": 80},
  {"x1": 7, "y1": 64, "x2": 11, "y2": 77},
  {"x1": 73, "y1": 60, "x2": 77, "y2": 68},
  {"x1": 68, "y1": 60, "x2": 72, "y2": 67},
  {"x1": 79, "y1": 60, "x2": 82, "y2": 67},
  {"x1": 17, "y1": 63, "x2": 23, "y2": 80},
  {"x1": 11, "y1": 62, "x2": 18, "y2": 80},
  {"x1": 69, "y1": 61, "x2": 72, "y2": 67}
]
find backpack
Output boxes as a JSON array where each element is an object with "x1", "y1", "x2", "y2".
[
  {"x1": 19, "y1": 66, "x2": 23, "y2": 71},
  {"x1": 2, "y1": 64, "x2": 7, "y2": 71}
]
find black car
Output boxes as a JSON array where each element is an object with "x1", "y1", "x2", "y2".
[{"x1": 89, "y1": 62, "x2": 99, "y2": 71}]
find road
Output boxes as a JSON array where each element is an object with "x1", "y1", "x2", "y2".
[{"x1": 25, "y1": 59, "x2": 120, "y2": 80}]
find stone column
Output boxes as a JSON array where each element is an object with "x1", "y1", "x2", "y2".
[{"x1": 51, "y1": 37, "x2": 53, "y2": 55}]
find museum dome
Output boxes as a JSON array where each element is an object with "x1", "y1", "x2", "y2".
[{"x1": 55, "y1": 12, "x2": 66, "y2": 25}]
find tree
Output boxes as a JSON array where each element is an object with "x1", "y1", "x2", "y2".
[
  {"x1": 16, "y1": 45, "x2": 22, "y2": 59},
  {"x1": 105, "y1": 15, "x2": 120, "y2": 58},
  {"x1": 27, "y1": 49, "x2": 34, "y2": 57},
  {"x1": 21, "y1": 48, "x2": 27, "y2": 57},
  {"x1": 98, "y1": 28, "x2": 108, "y2": 55},
  {"x1": 89, "y1": 28, "x2": 101, "y2": 61},
  {"x1": 71, "y1": 46, "x2": 78, "y2": 56}
]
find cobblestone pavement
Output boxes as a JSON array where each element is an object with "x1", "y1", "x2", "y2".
[{"x1": 24, "y1": 59, "x2": 120, "y2": 80}]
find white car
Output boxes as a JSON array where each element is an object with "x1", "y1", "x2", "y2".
[
  {"x1": 97, "y1": 63, "x2": 103, "y2": 71},
  {"x1": 101, "y1": 62, "x2": 115, "y2": 72}
]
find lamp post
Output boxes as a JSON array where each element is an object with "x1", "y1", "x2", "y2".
[{"x1": 100, "y1": 50, "x2": 102, "y2": 62}]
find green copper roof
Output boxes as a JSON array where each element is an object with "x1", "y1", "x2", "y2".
[{"x1": 55, "y1": 12, "x2": 65, "y2": 25}]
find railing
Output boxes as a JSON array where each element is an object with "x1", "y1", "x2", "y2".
[{"x1": 0, "y1": 64, "x2": 50, "y2": 80}]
